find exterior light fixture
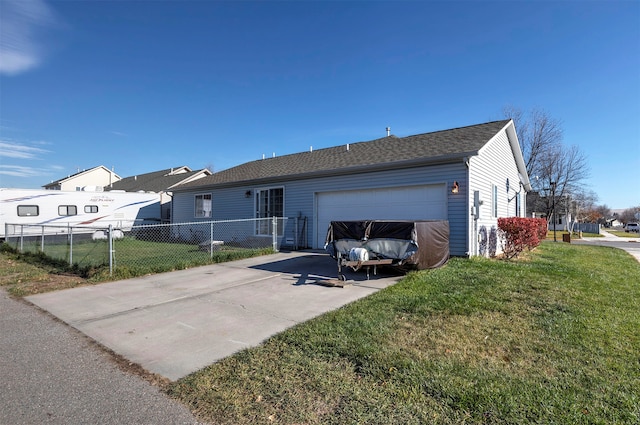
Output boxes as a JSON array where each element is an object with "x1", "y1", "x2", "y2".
[
  {"x1": 451, "y1": 181, "x2": 459, "y2": 194},
  {"x1": 245, "y1": 190, "x2": 252, "y2": 198}
]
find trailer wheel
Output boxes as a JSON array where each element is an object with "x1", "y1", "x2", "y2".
[{"x1": 339, "y1": 274, "x2": 347, "y2": 282}]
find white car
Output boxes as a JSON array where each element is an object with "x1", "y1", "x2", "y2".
[{"x1": 625, "y1": 223, "x2": 639, "y2": 233}]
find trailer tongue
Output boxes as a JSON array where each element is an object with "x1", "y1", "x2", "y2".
[{"x1": 324, "y1": 220, "x2": 449, "y2": 281}]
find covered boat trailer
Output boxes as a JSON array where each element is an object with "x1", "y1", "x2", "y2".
[{"x1": 325, "y1": 220, "x2": 450, "y2": 281}]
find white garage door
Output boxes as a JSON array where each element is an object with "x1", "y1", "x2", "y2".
[{"x1": 315, "y1": 184, "x2": 447, "y2": 248}]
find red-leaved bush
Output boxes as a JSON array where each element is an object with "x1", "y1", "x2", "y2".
[{"x1": 497, "y1": 217, "x2": 548, "y2": 259}]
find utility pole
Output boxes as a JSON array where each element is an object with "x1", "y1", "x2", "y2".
[{"x1": 551, "y1": 181, "x2": 557, "y2": 242}]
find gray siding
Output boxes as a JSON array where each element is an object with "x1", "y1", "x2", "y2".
[
  {"x1": 468, "y1": 129, "x2": 525, "y2": 256},
  {"x1": 173, "y1": 161, "x2": 469, "y2": 255}
]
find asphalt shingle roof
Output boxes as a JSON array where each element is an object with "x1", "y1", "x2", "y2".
[
  {"x1": 177, "y1": 120, "x2": 511, "y2": 190},
  {"x1": 106, "y1": 167, "x2": 207, "y2": 192}
]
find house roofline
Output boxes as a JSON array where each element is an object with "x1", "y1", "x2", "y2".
[
  {"x1": 173, "y1": 152, "x2": 477, "y2": 192},
  {"x1": 502, "y1": 120, "x2": 532, "y2": 191}
]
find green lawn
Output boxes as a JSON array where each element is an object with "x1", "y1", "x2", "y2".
[
  {"x1": 3, "y1": 238, "x2": 274, "y2": 282},
  {"x1": 170, "y1": 242, "x2": 640, "y2": 424},
  {"x1": 608, "y1": 230, "x2": 640, "y2": 238}
]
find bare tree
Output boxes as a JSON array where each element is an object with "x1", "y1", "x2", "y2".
[
  {"x1": 503, "y1": 106, "x2": 563, "y2": 186},
  {"x1": 571, "y1": 188, "x2": 599, "y2": 222},
  {"x1": 503, "y1": 106, "x2": 590, "y2": 221},
  {"x1": 619, "y1": 206, "x2": 640, "y2": 224},
  {"x1": 538, "y1": 144, "x2": 590, "y2": 198}
]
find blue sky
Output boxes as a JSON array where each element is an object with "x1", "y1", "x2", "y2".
[{"x1": 1, "y1": 0, "x2": 638, "y2": 209}]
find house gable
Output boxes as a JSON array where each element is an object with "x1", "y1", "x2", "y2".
[
  {"x1": 106, "y1": 166, "x2": 212, "y2": 193},
  {"x1": 468, "y1": 120, "x2": 530, "y2": 256},
  {"x1": 43, "y1": 165, "x2": 121, "y2": 191}
]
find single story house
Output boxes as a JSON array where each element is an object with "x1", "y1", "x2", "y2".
[
  {"x1": 106, "y1": 166, "x2": 211, "y2": 222},
  {"x1": 172, "y1": 120, "x2": 531, "y2": 257}
]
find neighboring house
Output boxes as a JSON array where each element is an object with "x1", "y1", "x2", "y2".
[
  {"x1": 43, "y1": 165, "x2": 121, "y2": 191},
  {"x1": 172, "y1": 120, "x2": 531, "y2": 257},
  {"x1": 527, "y1": 191, "x2": 573, "y2": 230},
  {"x1": 106, "y1": 166, "x2": 211, "y2": 222}
]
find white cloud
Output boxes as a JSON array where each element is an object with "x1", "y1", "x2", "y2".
[
  {"x1": 0, "y1": 140, "x2": 50, "y2": 159},
  {"x1": 0, "y1": 164, "x2": 43, "y2": 177},
  {"x1": 110, "y1": 131, "x2": 129, "y2": 137},
  {"x1": 0, "y1": 0, "x2": 59, "y2": 75}
]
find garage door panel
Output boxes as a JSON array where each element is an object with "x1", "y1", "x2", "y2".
[{"x1": 316, "y1": 184, "x2": 447, "y2": 248}]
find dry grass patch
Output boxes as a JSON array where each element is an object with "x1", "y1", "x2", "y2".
[
  {"x1": 0, "y1": 251, "x2": 88, "y2": 297},
  {"x1": 390, "y1": 311, "x2": 556, "y2": 378}
]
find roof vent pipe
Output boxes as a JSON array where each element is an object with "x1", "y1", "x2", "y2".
[
  {"x1": 310, "y1": 146, "x2": 313, "y2": 152},
  {"x1": 386, "y1": 127, "x2": 391, "y2": 137},
  {"x1": 346, "y1": 143, "x2": 350, "y2": 151}
]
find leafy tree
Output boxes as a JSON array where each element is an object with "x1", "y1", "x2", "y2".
[{"x1": 582, "y1": 204, "x2": 611, "y2": 224}]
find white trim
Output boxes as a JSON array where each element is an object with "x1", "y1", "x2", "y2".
[{"x1": 194, "y1": 193, "x2": 212, "y2": 218}]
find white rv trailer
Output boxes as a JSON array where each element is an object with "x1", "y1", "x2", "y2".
[{"x1": 0, "y1": 188, "x2": 161, "y2": 238}]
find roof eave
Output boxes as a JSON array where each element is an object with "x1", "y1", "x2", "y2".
[
  {"x1": 502, "y1": 120, "x2": 532, "y2": 191},
  {"x1": 173, "y1": 152, "x2": 477, "y2": 192}
]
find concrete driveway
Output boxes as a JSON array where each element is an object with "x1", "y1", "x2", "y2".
[{"x1": 27, "y1": 251, "x2": 402, "y2": 381}]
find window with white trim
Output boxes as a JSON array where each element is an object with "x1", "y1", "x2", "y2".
[
  {"x1": 194, "y1": 194, "x2": 212, "y2": 218},
  {"x1": 255, "y1": 187, "x2": 284, "y2": 236}
]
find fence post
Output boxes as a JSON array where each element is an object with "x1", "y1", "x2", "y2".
[
  {"x1": 109, "y1": 224, "x2": 114, "y2": 276},
  {"x1": 272, "y1": 216, "x2": 278, "y2": 252},
  {"x1": 210, "y1": 221, "x2": 214, "y2": 260},
  {"x1": 69, "y1": 226, "x2": 73, "y2": 266}
]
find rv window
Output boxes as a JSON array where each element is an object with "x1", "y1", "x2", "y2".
[
  {"x1": 58, "y1": 205, "x2": 78, "y2": 216},
  {"x1": 85, "y1": 205, "x2": 99, "y2": 213},
  {"x1": 17, "y1": 205, "x2": 39, "y2": 217}
]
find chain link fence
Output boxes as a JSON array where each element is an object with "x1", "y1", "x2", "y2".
[{"x1": 4, "y1": 217, "x2": 302, "y2": 276}]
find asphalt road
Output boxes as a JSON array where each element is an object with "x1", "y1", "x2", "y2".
[
  {"x1": 0, "y1": 290, "x2": 205, "y2": 425},
  {"x1": 571, "y1": 230, "x2": 640, "y2": 263}
]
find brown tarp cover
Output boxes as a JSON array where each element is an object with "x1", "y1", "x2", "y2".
[{"x1": 325, "y1": 220, "x2": 449, "y2": 270}]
